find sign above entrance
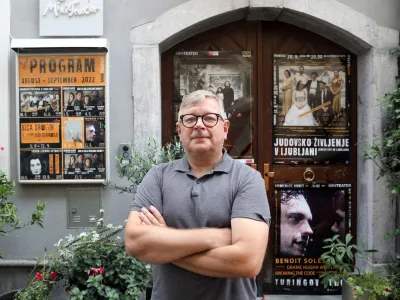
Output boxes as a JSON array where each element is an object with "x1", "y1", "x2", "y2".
[
  {"x1": 272, "y1": 54, "x2": 352, "y2": 165},
  {"x1": 39, "y1": 0, "x2": 103, "y2": 37}
]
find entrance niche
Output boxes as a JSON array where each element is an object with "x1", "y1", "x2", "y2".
[{"x1": 161, "y1": 20, "x2": 357, "y2": 295}]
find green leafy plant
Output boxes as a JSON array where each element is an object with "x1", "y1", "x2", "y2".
[
  {"x1": 347, "y1": 272, "x2": 392, "y2": 300},
  {"x1": 319, "y1": 233, "x2": 395, "y2": 299},
  {"x1": 16, "y1": 210, "x2": 151, "y2": 300},
  {"x1": 0, "y1": 169, "x2": 46, "y2": 257},
  {"x1": 106, "y1": 137, "x2": 184, "y2": 194}
]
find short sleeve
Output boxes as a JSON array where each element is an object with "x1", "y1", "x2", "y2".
[
  {"x1": 231, "y1": 167, "x2": 271, "y2": 226},
  {"x1": 130, "y1": 165, "x2": 163, "y2": 213}
]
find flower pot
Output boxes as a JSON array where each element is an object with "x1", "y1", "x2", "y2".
[
  {"x1": 342, "y1": 279, "x2": 371, "y2": 300},
  {"x1": 0, "y1": 290, "x2": 19, "y2": 300}
]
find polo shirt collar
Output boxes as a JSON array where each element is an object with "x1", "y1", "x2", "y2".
[{"x1": 174, "y1": 148, "x2": 233, "y2": 174}]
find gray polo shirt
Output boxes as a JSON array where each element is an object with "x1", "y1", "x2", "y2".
[{"x1": 131, "y1": 150, "x2": 271, "y2": 300}]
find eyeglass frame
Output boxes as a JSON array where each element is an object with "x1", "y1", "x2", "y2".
[{"x1": 179, "y1": 113, "x2": 225, "y2": 128}]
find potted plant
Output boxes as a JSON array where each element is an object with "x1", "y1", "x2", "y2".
[
  {"x1": 320, "y1": 233, "x2": 393, "y2": 300},
  {"x1": 15, "y1": 210, "x2": 152, "y2": 300},
  {"x1": 16, "y1": 138, "x2": 184, "y2": 299}
]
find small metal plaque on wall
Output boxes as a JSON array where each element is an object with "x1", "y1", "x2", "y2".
[{"x1": 39, "y1": 0, "x2": 103, "y2": 37}]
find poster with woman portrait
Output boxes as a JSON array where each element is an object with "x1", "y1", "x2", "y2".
[
  {"x1": 20, "y1": 150, "x2": 63, "y2": 180},
  {"x1": 274, "y1": 183, "x2": 352, "y2": 294},
  {"x1": 273, "y1": 54, "x2": 351, "y2": 164},
  {"x1": 173, "y1": 51, "x2": 253, "y2": 161}
]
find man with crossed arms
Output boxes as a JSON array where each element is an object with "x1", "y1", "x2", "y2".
[{"x1": 125, "y1": 90, "x2": 270, "y2": 300}]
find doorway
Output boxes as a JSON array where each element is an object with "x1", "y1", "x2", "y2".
[{"x1": 161, "y1": 20, "x2": 357, "y2": 295}]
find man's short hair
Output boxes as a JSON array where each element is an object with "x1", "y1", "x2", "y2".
[
  {"x1": 280, "y1": 190, "x2": 306, "y2": 205},
  {"x1": 311, "y1": 72, "x2": 318, "y2": 77},
  {"x1": 332, "y1": 190, "x2": 345, "y2": 211},
  {"x1": 178, "y1": 90, "x2": 227, "y2": 120}
]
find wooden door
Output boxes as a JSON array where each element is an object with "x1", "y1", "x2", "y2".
[{"x1": 161, "y1": 20, "x2": 357, "y2": 295}]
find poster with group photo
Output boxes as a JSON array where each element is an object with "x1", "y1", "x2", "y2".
[
  {"x1": 273, "y1": 54, "x2": 351, "y2": 164},
  {"x1": 274, "y1": 183, "x2": 352, "y2": 294},
  {"x1": 17, "y1": 53, "x2": 107, "y2": 183},
  {"x1": 173, "y1": 51, "x2": 253, "y2": 162}
]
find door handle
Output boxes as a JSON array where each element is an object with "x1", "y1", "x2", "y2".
[{"x1": 264, "y1": 164, "x2": 273, "y2": 191}]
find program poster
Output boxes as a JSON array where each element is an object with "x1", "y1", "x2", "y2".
[
  {"x1": 17, "y1": 54, "x2": 107, "y2": 183},
  {"x1": 273, "y1": 54, "x2": 351, "y2": 164},
  {"x1": 274, "y1": 183, "x2": 352, "y2": 294},
  {"x1": 173, "y1": 51, "x2": 253, "y2": 162}
]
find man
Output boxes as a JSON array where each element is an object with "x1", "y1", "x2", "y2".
[
  {"x1": 293, "y1": 65, "x2": 309, "y2": 89},
  {"x1": 222, "y1": 81, "x2": 235, "y2": 111},
  {"x1": 85, "y1": 124, "x2": 96, "y2": 142},
  {"x1": 91, "y1": 90, "x2": 104, "y2": 106},
  {"x1": 125, "y1": 90, "x2": 270, "y2": 300},
  {"x1": 29, "y1": 92, "x2": 38, "y2": 108},
  {"x1": 303, "y1": 72, "x2": 321, "y2": 109},
  {"x1": 316, "y1": 81, "x2": 334, "y2": 126},
  {"x1": 280, "y1": 190, "x2": 313, "y2": 257},
  {"x1": 330, "y1": 190, "x2": 346, "y2": 241},
  {"x1": 319, "y1": 66, "x2": 332, "y2": 86},
  {"x1": 92, "y1": 153, "x2": 104, "y2": 169}
]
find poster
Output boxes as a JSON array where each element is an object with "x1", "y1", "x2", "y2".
[
  {"x1": 17, "y1": 54, "x2": 107, "y2": 183},
  {"x1": 274, "y1": 183, "x2": 352, "y2": 294},
  {"x1": 273, "y1": 54, "x2": 351, "y2": 164},
  {"x1": 173, "y1": 51, "x2": 253, "y2": 161}
]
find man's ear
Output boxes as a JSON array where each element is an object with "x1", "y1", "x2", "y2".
[
  {"x1": 176, "y1": 122, "x2": 182, "y2": 138},
  {"x1": 223, "y1": 120, "x2": 230, "y2": 140}
]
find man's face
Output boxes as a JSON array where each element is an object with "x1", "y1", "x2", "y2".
[
  {"x1": 93, "y1": 153, "x2": 99, "y2": 160},
  {"x1": 312, "y1": 73, "x2": 317, "y2": 80},
  {"x1": 176, "y1": 97, "x2": 229, "y2": 155},
  {"x1": 280, "y1": 194, "x2": 313, "y2": 257},
  {"x1": 77, "y1": 93, "x2": 82, "y2": 100},
  {"x1": 331, "y1": 209, "x2": 345, "y2": 239},
  {"x1": 92, "y1": 91, "x2": 97, "y2": 97},
  {"x1": 77, "y1": 155, "x2": 83, "y2": 163},
  {"x1": 30, "y1": 158, "x2": 42, "y2": 175},
  {"x1": 320, "y1": 82, "x2": 326, "y2": 90},
  {"x1": 86, "y1": 125, "x2": 96, "y2": 141},
  {"x1": 299, "y1": 67, "x2": 304, "y2": 74}
]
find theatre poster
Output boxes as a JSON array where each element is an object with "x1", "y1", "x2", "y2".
[
  {"x1": 273, "y1": 54, "x2": 351, "y2": 165},
  {"x1": 17, "y1": 53, "x2": 107, "y2": 183},
  {"x1": 274, "y1": 183, "x2": 352, "y2": 294}
]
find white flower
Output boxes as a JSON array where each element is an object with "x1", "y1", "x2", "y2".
[
  {"x1": 106, "y1": 224, "x2": 113, "y2": 228},
  {"x1": 79, "y1": 232, "x2": 88, "y2": 238},
  {"x1": 92, "y1": 233, "x2": 100, "y2": 241},
  {"x1": 54, "y1": 239, "x2": 63, "y2": 247},
  {"x1": 99, "y1": 209, "x2": 104, "y2": 214},
  {"x1": 89, "y1": 217, "x2": 96, "y2": 222},
  {"x1": 116, "y1": 236, "x2": 121, "y2": 240},
  {"x1": 117, "y1": 225, "x2": 123, "y2": 229},
  {"x1": 65, "y1": 234, "x2": 74, "y2": 242},
  {"x1": 97, "y1": 218, "x2": 103, "y2": 222}
]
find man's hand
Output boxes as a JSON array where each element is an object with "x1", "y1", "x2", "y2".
[
  {"x1": 139, "y1": 206, "x2": 167, "y2": 227},
  {"x1": 138, "y1": 206, "x2": 232, "y2": 248}
]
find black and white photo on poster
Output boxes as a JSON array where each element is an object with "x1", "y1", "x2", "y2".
[
  {"x1": 63, "y1": 86, "x2": 105, "y2": 117},
  {"x1": 272, "y1": 54, "x2": 351, "y2": 164},
  {"x1": 84, "y1": 117, "x2": 105, "y2": 148},
  {"x1": 274, "y1": 183, "x2": 351, "y2": 294},
  {"x1": 273, "y1": 136, "x2": 350, "y2": 165},
  {"x1": 64, "y1": 149, "x2": 106, "y2": 180},
  {"x1": 173, "y1": 51, "x2": 253, "y2": 160},
  {"x1": 20, "y1": 149, "x2": 63, "y2": 180},
  {"x1": 273, "y1": 54, "x2": 350, "y2": 130},
  {"x1": 19, "y1": 87, "x2": 61, "y2": 117}
]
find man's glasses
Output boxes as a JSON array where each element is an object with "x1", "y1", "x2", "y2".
[{"x1": 180, "y1": 113, "x2": 224, "y2": 128}]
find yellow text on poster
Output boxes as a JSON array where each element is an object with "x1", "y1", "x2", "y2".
[
  {"x1": 20, "y1": 123, "x2": 60, "y2": 144},
  {"x1": 18, "y1": 54, "x2": 106, "y2": 87}
]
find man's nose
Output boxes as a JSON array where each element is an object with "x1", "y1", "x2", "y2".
[
  {"x1": 193, "y1": 117, "x2": 206, "y2": 128},
  {"x1": 301, "y1": 222, "x2": 313, "y2": 236}
]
